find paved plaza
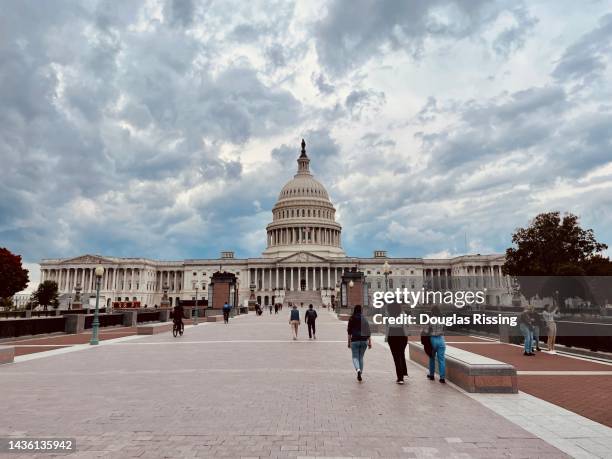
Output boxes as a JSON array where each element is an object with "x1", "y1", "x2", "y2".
[{"x1": 1, "y1": 311, "x2": 608, "y2": 458}]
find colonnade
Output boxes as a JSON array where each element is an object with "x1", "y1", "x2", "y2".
[
  {"x1": 423, "y1": 265, "x2": 508, "y2": 290},
  {"x1": 267, "y1": 227, "x2": 341, "y2": 247},
  {"x1": 250, "y1": 266, "x2": 348, "y2": 291}
]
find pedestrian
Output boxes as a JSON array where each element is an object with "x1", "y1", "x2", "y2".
[
  {"x1": 274, "y1": 303, "x2": 279, "y2": 314},
  {"x1": 387, "y1": 302, "x2": 408, "y2": 384},
  {"x1": 519, "y1": 307, "x2": 535, "y2": 356},
  {"x1": 223, "y1": 302, "x2": 231, "y2": 324},
  {"x1": 269, "y1": 304, "x2": 273, "y2": 314},
  {"x1": 347, "y1": 305, "x2": 371, "y2": 382},
  {"x1": 305, "y1": 304, "x2": 318, "y2": 340},
  {"x1": 529, "y1": 306, "x2": 543, "y2": 351},
  {"x1": 425, "y1": 306, "x2": 446, "y2": 383},
  {"x1": 542, "y1": 303, "x2": 559, "y2": 354},
  {"x1": 289, "y1": 305, "x2": 300, "y2": 340}
]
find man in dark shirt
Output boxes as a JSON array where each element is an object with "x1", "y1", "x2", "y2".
[
  {"x1": 305, "y1": 304, "x2": 318, "y2": 340},
  {"x1": 173, "y1": 303, "x2": 184, "y2": 332}
]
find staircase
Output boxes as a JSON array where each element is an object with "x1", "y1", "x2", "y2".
[{"x1": 283, "y1": 290, "x2": 322, "y2": 308}]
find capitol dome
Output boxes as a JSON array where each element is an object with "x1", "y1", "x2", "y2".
[{"x1": 262, "y1": 139, "x2": 345, "y2": 258}]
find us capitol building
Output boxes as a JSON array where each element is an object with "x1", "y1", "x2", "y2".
[{"x1": 40, "y1": 140, "x2": 511, "y2": 309}]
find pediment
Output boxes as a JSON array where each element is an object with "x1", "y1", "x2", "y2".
[
  {"x1": 277, "y1": 251, "x2": 329, "y2": 264},
  {"x1": 60, "y1": 254, "x2": 114, "y2": 265}
]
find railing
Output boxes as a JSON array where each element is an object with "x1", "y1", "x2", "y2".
[
  {"x1": 136, "y1": 311, "x2": 161, "y2": 323},
  {"x1": 0, "y1": 317, "x2": 66, "y2": 339},
  {"x1": 447, "y1": 311, "x2": 612, "y2": 353},
  {"x1": 84, "y1": 313, "x2": 125, "y2": 329},
  {"x1": 0, "y1": 311, "x2": 26, "y2": 319}
]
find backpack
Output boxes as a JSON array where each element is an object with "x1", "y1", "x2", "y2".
[{"x1": 306, "y1": 309, "x2": 317, "y2": 322}]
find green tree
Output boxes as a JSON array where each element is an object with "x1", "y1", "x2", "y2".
[
  {"x1": 0, "y1": 247, "x2": 29, "y2": 303},
  {"x1": 31, "y1": 280, "x2": 59, "y2": 311},
  {"x1": 503, "y1": 212, "x2": 611, "y2": 308}
]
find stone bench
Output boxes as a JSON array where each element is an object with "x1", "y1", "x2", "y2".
[
  {"x1": 207, "y1": 315, "x2": 224, "y2": 322},
  {"x1": 0, "y1": 346, "x2": 15, "y2": 365},
  {"x1": 137, "y1": 322, "x2": 174, "y2": 335},
  {"x1": 409, "y1": 342, "x2": 517, "y2": 393},
  {"x1": 337, "y1": 314, "x2": 350, "y2": 321}
]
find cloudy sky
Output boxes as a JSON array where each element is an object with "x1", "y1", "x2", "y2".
[{"x1": 2, "y1": 0, "x2": 611, "y2": 291}]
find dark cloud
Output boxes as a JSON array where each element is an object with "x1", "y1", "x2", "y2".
[
  {"x1": 314, "y1": 0, "x2": 534, "y2": 76},
  {"x1": 164, "y1": 0, "x2": 196, "y2": 28},
  {"x1": 312, "y1": 73, "x2": 335, "y2": 95},
  {"x1": 552, "y1": 13, "x2": 612, "y2": 84}
]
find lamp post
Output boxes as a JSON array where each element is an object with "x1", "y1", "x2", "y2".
[
  {"x1": 68, "y1": 295, "x2": 72, "y2": 311},
  {"x1": 90, "y1": 266, "x2": 104, "y2": 345},
  {"x1": 383, "y1": 261, "x2": 391, "y2": 292},
  {"x1": 383, "y1": 261, "x2": 392, "y2": 341},
  {"x1": 193, "y1": 282, "x2": 199, "y2": 326}
]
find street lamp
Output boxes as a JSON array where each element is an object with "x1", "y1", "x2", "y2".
[
  {"x1": 193, "y1": 282, "x2": 199, "y2": 326},
  {"x1": 90, "y1": 265, "x2": 104, "y2": 345},
  {"x1": 383, "y1": 261, "x2": 391, "y2": 292},
  {"x1": 383, "y1": 261, "x2": 391, "y2": 341},
  {"x1": 68, "y1": 295, "x2": 72, "y2": 311}
]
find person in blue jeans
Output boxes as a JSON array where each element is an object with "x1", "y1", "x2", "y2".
[
  {"x1": 426, "y1": 306, "x2": 446, "y2": 384},
  {"x1": 347, "y1": 305, "x2": 372, "y2": 382},
  {"x1": 519, "y1": 309, "x2": 535, "y2": 356}
]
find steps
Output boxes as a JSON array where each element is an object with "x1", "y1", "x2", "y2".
[{"x1": 283, "y1": 290, "x2": 322, "y2": 307}]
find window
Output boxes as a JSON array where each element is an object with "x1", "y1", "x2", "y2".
[
  {"x1": 389, "y1": 279, "x2": 394, "y2": 289},
  {"x1": 377, "y1": 281, "x2": 381, "y2": 289}
]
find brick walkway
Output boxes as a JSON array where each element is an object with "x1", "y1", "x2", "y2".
[
  {"x1": 0, "y1": 311, "x2": 566, "y2": 458},
  {"x1": 449, "y1": 340, "x2": 612, "y2": 427}
]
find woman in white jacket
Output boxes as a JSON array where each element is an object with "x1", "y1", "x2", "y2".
[{"x1": 542, "y1": 304, "x2": 559, "y2": 354}]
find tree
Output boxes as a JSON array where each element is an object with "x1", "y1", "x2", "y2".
[
  {"x1": 0, "y1": 247, "x2": 29, "y2": 301},
  {"x1": 503, "y1": 212, "x2": 611, "y2": 308},
  {"x1": 31, "y1": 281, "x2": 59, "y2": 311}
]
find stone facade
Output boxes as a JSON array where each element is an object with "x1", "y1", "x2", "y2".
[{"x1": 40, "y1": 141, "x2": 512, "y2": 309}]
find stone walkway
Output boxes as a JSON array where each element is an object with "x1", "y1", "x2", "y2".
[
  {"x1": 1, "y1": 310, "x2": 567, "y2": 458},
  {"x1": 447, "y1": 339, "x2": 612, "y2": 427}
]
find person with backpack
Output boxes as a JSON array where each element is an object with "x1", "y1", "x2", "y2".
[
  {"x1": 305, "y1": 304, "x2": 318, "y2": 340},
  {"x1": 223, "y1": 302, "x2": 231, "y2": 324},
  {"x1": 347, "y1": 305, "x2": 371, "y2": 382},
  {"x1": 289, "y1": 305, "x2": 301, "y2": 340}
]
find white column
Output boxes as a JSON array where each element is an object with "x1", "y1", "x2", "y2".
[
  {"x1": 275, "y1": 268, "x2": 279, "y2": 289},
  {"x1": 327, "y1": 268, "x2": 330, "y2": 289},
  {"x1": 298, "y1": 268, "x2": 301, "y2": 291},
  {"x1": 290, "y1": 267, "x2": 293, "y2": 291},
  {"x1": 320, "y1": 268, "x2": 323, "y2": 289},
  {"x1": 305, "y1": 267, "x2": 309, "y2": 290}
]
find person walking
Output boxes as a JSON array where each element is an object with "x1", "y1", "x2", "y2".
[
  {"x1": 305, "y1": 304, "x2": 318, "y2": 340},
  {"x1": 347, "y1": 305, "x2": 371, "y2": 382},
  {"x1": 269, "y1": 304, "x2": 273, "y2": 314},
  {"x1": 426, "y1": 306, "x2": 446, "y2": 384},
  {"x1": 519, "y1": 308, "x2": 535, "y2": 356},
  {"x1": 542, "y1": 303, "x2": 559, "y2": 354},
  {"x1": 274, "y1": 303, "x2": 279, "y2": 314},
  {"x1": 289, "y1": 305, "x2": 300, "y2": 340},
  {"x1": 387, "y1": 303, "x2": 408, "y2": 384},
  {"x1": 223, "y1": 302, "x2": 231, "y2": 324}
]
